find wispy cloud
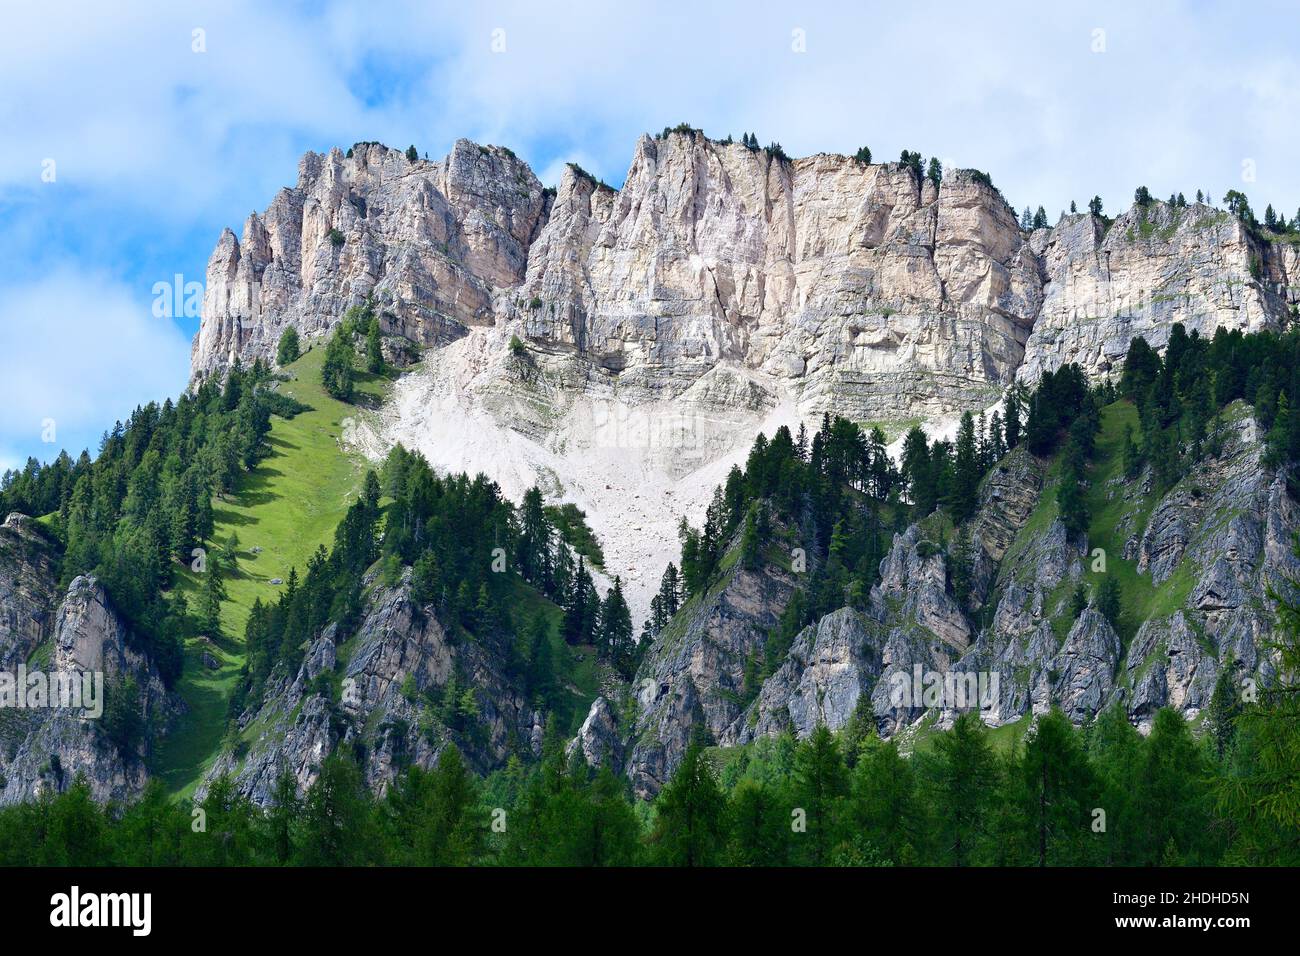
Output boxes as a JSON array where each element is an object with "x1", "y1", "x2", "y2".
[{"x1": 0, "y1": 269, "x2": 192, "y2": 464}]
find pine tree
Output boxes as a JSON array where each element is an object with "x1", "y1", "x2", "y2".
[
  {"x1": 1214, "y1": 559, "x2": 1300, "y2": 861},
  {"x1": 1096, "y1": 575, "x2": 1122, "y2": 631},
  {"x1": 275, "y1": 326, "x2": 300, "y2": 366},
  {"x1": 650, "y1": 736, "x2": 727, "y2": 866},
  {"x1": 598, "y1": 576, "x2": 634, "y2": 676},
  {"x1": 1014, "y1": 708, "x2": 1097, "y2": 865},
  {"x1": 901, "y1": 426, "x2": 933, "y2": 516},
  {"x1": 200, "y1": 554, "x2": 227, "y2": 638},
  {"x1": 517, "y1": 486, "x2": 551, "y2": 586},
  {"x1": 1134, "y1": 709, "x2": 1215, "y2": 865},
  {"x1": 563, "y1": 557, "x2": 599, "y2": 645},
  {"x1": 739, "y1": 501, "x2": 763, "y2": 569},
  {"x1": 525, "y1": 613, "x2": 556, "y2": 707},
  {"x1": 365, "y1": 317, "x2": 384, "y2": 374},
  {"x1": 950, "y1": 412, "x2": 981, "y2": 523},
  {"x1": 321, "y1": 325, "x2": 355, "y2": 401},
  {"x1": 1004, "y1": 389, "x2": 1022, "y2": 450},
  {"x1": 1057, "y1": 440, "x2": 1090, "y2": 540},
  {"x1": 1207, "y1": 658, "x2": 1241, "y2": 760}
]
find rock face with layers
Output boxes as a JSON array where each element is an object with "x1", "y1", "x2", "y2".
[
  {"x1": 193, "y1": 140, "x2": 549, "y2": 379},
  {"x1": 1019, "y1": 203, "x2": 1293, "y2": 384},
  {"x1": 0, "y1": 514, "x2": 61, "y2": 670},
  {"x1": 196, "y1": 134, "x2": 1296, "y2": 623},
  {"x1": 738, "y1": 403, "x2": 1299, "y2": 760},
  {"x1": 508, "y1": 135, "x2": 1040, "y2": 424},
  {"x1": 620, "y1": 545, "x2": 798, "y2": 798},
  {"x1": 195, "y1": 132, "x2": 1295, "y2": 425}
]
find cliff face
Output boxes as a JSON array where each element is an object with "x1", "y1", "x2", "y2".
[
  {"x1": 623, "y1": 547, "x2": 798, "y2": 798},
  {"x1": 0, "y1": 525, "x2": 178, "y2": 806},
  {"x1": 196, "y1": 138, "x2": 1295, "y2": 623},
  {"x1": 0, "y1": 514, "x2": 60, "y2": 671},
  {"x1": 194, "y1": 132, "x2": 1295, "y2": 422},
  {"x1": 1019, "y1": 203, "x2": 1295, "y2": 383},
  {"x1": 193, "y1": 140, "x2": 548, "y2": 378},
  {"x1": 507, "y1": 135, "x2": 1039, "y2": 424}
]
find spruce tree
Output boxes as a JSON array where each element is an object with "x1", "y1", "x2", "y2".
[
  {"x1": 275, "y1": 326, "x2": 300, "y2": 366},
  {"x1": 650, "y1": 736, "x2": 727, "y2": 866},
  {"x1": 598, "y1": 576, "x2": 634, "y2": 675},
  {"x1": 365, "y1": 317, "x2": 384, "y2": 374}
]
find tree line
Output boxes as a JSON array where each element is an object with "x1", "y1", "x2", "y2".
[
  {"x1": 0, "y1": 359, "x2": 304, "y2": 685},
  {"x1": 5, "y1": 687, "x2": 1295, "y2": 866}
]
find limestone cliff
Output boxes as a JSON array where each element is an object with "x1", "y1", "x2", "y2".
[
  {"x1": 193, "y1": 140, "x2": 548, "y2": 379},
  {"x1": 194, "y1": 132, "x2": 1295, "y2": 423},
  {"x1": 196, "y1": 134, "x2": 1296, "y2": 624}
]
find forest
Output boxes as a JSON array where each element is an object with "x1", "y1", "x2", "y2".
[{"x1": 3, "y1": 323, "x2": 1300, "y2": 865}]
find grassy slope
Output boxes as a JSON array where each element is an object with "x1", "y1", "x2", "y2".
[
  {"x1": 152, "y1": 348, "x2": 390, "y2": 796},
  {"x1": 1077, "y1": 401, "x2": 1198, "y2": 648}
]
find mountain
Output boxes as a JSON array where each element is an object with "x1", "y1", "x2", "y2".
[
  {"x1": 193, "y1": 133, "x2": 1299, "y2": 622},
  {"x1": 6, "y1": 131, "x2": 1300, "y2": 811}
]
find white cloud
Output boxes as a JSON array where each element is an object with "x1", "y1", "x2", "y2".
[
  {"x1": 0, "y1": 270, "x2": 192, "y2": 460},
  {"x1": 4, "y1": 1, "x2": 1299, "y2": 218}
]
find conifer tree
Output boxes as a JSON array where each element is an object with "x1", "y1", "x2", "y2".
[
  {"x1": 276, "y1": 326, "x2": 300, "y2": 366},
  {"x1": 365, "y1": 317, "x2": 384, "y2": 374},
  {"x1": 793, "y1": 724, "x2": 849, "y2": 865},
  {"x1": 933, "y1": 712, "x2": 997, "y2": 866},
  {"x1": 650, "y1": 736, "x2": 727, "y2": 866},
  {"x1": 1014, "y1": 709, "x2": 1097, "y2": 866},
  {"x1": 598, "y1": 576, "x2": 634, "y2": 676}
]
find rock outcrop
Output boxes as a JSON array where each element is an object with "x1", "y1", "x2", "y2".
[
  {"x1": 193, "y1": 140, "x2": 549, "y2": 379},
  {"x1": 1019, "y1": 203, "x2": 1293, "y2": 384},
  {"x1": 737, "y1": 401, "x2": 1299, "y2": 759},
  {"x1": 202, "y1": 569, "x2": 535, "y2": 805},
  {"x1": 195, "y1": 132, "x2": 1295, "y2": 427},
  {"x1": 620, "y1": 544, "x2": 797, "y2": 798},
  {"x1": 0, "y1": 566, "x2": 177, "y2": 807},
  {"x1": 0, "y1": 514, "x2": 60, "y2": 670}
]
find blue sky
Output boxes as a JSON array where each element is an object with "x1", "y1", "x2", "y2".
[{"x1": 3, "y1": 0, "x2": 1299, "y2": 472}]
